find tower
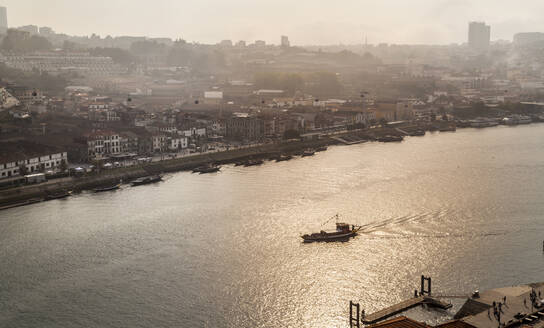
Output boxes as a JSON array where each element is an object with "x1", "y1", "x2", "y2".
[
  {"x1": 281, "y1": 35, "x2": 290, "y2": 47},
  {"x1": 468, "y1": 21, "x2": 490, "y2": 51},
  {"x1": 0, "y1": 7, "x2": 7, "y2": 34}
]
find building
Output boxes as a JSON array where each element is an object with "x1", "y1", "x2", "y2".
[
  {"x1": 87, "y1": 102, "x2": 121, "y2": 122},
  {"x1": 281, "y1": 35, "x2": 290, "y2": 47},
  {"x1": 226, "y1": 113, "x2": 264, "y2": 141},
  {"x1": 468, "y1": 22, "x2": 490, "y2": 51},
  {"x1": 374, "y1": 102, "x2": 397, "y2": 121},
  {"x1": 396, "y1": 100, "x2": 415, "y2": 121},
  {"x1": 167, "y1": 135, "x2": 188, "y2": 151},
  {"x1": 152, "y1": 134, "x2": 166, "y2": 153},
  {"x1": 0, "y1": 141, "x2": 68, "y2": 179},
  {"x1": 86, "y1": 130, "x2": 121, "y2": 160},
  {"x1": 0, "y1": 7, "x2": 7, "y2": 34},
  {"x1": 254, "y1": 40, "x2": 266, "y2": 47},
  {"x1": 119, "y1": 131, "x2": 139, "y2": 154},
  {"x1": 17, "y1": 25, "x2": 39, "y2": 35},
  {"x1": 513, "y1": 32, "x2": 544, "y2": 47},
  {"x1": 2, "y1": 51, "x2": 124, "y2": 76},
  {"x1": 219, "y1": 40, "x2": 233, "y2": 47},
  {"x1": 39, "y1": 26, "x2": 54, "y2": 35},
  {"x1": 203, "y1": 91, "x2": 223, "y2": 105},
  {"x1": 7, "y1": 86, "x2": 42, "y2": 105}
]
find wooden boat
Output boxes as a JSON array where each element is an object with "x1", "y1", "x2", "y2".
[
  {"x1": 193, "y1": 164, "x2": 221, "y2": 174},
  {"x1": 45, "y1": 190, "x2": 72, "y2": 200},
  {"x1": 93, "y1": 183, "x2": 121, "y2": 192},
  {"x1": 131, "y1": 175, "x2": 162, "y2": 186},
  {"x1": 316, "y1": 146, "x2": 328, "y2": 152},
  {"x1": 377, "y1": 135, "x2": 403, "y2": 142},
  {"x1": 302, "y1": 149, "x2": 315, "y2": 157},
  {"x1": 301, "y1": 215, "x2": 361, "y2": 243},
  {"x1": 199, "y1": 165, "x2": 221, "y2": 174},
  {"x1": 302, "y1": 222, "x2": 360, "y2": 243},
  {"x1": 244, "y1": 159, "x2": 264, "y2": 166},
  {"x1": 275, "y1": 155, "x2": 293, "y2": 162}
]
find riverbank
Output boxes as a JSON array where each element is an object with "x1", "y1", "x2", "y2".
[
  {"x1": 0, "y1": 137, "x2": 334, "y2": 208},
  {"x1": 0, "y1": 119, "x2": 535, "y2": 209}
]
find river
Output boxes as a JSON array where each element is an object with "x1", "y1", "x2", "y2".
[{"x1": 2, "y1": 124, "x2": 544, "y2": 328}]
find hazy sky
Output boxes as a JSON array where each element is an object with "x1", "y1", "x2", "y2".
[{"x1": 2, "y1": 0, "x2": 544, "y2": 45}]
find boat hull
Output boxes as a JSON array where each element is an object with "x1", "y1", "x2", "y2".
[
  {"x1": 93, "y1": 184, "x2": 120, "y2": 192},
  {"x1": 131, "y1": 176, "x2": 162, "y2": 186},
  {"x1": 301, "y1": 231, "x2": 358, "y2": 243}
]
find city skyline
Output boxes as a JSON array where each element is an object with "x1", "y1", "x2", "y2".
[{"x1": 2, "y1": 0, "x2": 544, "y2": 45}]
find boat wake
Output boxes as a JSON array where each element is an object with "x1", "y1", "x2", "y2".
[{"x1": 355, "y1": 210, "x2": 514, "y2": 239}]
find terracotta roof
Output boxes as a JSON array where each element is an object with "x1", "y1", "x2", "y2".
[
  {"x1": 436, "y1": 320, "x2": 477, "y2": 328},
  {"x1": 369, "y1": 316, "x2": 430, "y2": 328}
]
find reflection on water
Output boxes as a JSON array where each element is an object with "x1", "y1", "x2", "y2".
[{"x1": 1, "y1": 125, "x2": 544, "y2": 327}]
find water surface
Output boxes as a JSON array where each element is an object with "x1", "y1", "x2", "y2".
[{"x1": 1, "y1": 125, "x2": 544, "y2": 327}]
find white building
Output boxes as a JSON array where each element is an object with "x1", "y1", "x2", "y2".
[
  {"x1": 2, "y1": 51, "x2": 124, "y2": 76},
  {"x1": 168, "y1": 136, "x2": 188, "y2": 151},
  {"x1": 86, "y1": 131, "x2": 121, "y2": 160},
  {"x1": 181, "y1": 127, "x2": 206, "y2": 138},
  {"x1": 0, "y1": 143, "x2": 68, "y2": 179},
  {"x1": 152, "y1": 134, "x2": 166, "y2": 153}
]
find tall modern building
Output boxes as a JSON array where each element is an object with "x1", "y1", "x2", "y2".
[
  {"x1": 0, "y1": 6, "x2": 7, "y2": 35},
  {"x1": 281, "y1": 35, "x2": 290, "y2": 47},
  {"x1": 468, "y1": 22, "x2": 490, "y2": 51}
]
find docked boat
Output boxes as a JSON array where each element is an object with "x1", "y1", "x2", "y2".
[
  {"x1": 275, "y1": 154, "x2": 293, "y2": 162},
  {"x1": 302, "y1": 149, "x2": 315, "y2": 157},
  {"x1": 198, "y1": 165, "x2": 221, "y2": 174},
  {"x1": 439, "y1": 125, "x2": 456, "y2": 132},
  {"x1": 502, "y1": 115, "x2": 532, "y2": 125},
  {"x1": 377, "y1": 135, "x2": 403, "y2": 142},
  {"x1": 469, "y1": 117, "x2": 499, "y2": 128},
  {"x1": 244, "y1": 159, "x2": 264, "y2": 166},
  {"x1": 45, "y1": 190, "x2": 72, "y2": 200},
  {"x1": 410, "y1": 130, "x2": 426, "y2": 136},
  {"x1": 316, "y1": 146, "x2": 328, "y2": 152},
  {"x1": 302, "y1": 217, "x2": 361, "y2": 243},
  {"x1": 93, "y1": 183, "x2": 121, "y2": 192},
  {"x1": 131, "y1": 175, "x2": 162, "y2": 186}
]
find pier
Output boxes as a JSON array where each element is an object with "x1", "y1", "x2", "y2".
[
  {"x1": 350, "y1": 276, "x2": 452, "y2": 327},
  {"x1": 361, "y1": 296, "x2": 452, "y2": 324}
]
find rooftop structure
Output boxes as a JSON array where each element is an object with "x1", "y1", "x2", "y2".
[
  {"x1": 468, "y1": 22, "x2": 490, "y2": 51},
  {"x1": 0, "y1": 6, "x2": 7, "y2": 34}
]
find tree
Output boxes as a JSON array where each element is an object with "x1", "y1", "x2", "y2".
[
  {"x1": 59, "y1": 159, "x2": 68, "y2": 173},
  {"x1": 18, "y1": 165, "x2": 28, "y2": 176},
  {"x1": 283, "y1": 129, "x2": 300, "y2": 139}
]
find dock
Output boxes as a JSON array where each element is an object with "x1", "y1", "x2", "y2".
[
  {"x1": 331, "y1": 135, "x2": 368, "y2": 145},
  {"x1": 362, "y1": 296, "x2": 451, "y2": 324}
]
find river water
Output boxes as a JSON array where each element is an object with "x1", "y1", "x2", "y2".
[{"x1": 2, "y1": 125, "x2": 544, "y2": 328}]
